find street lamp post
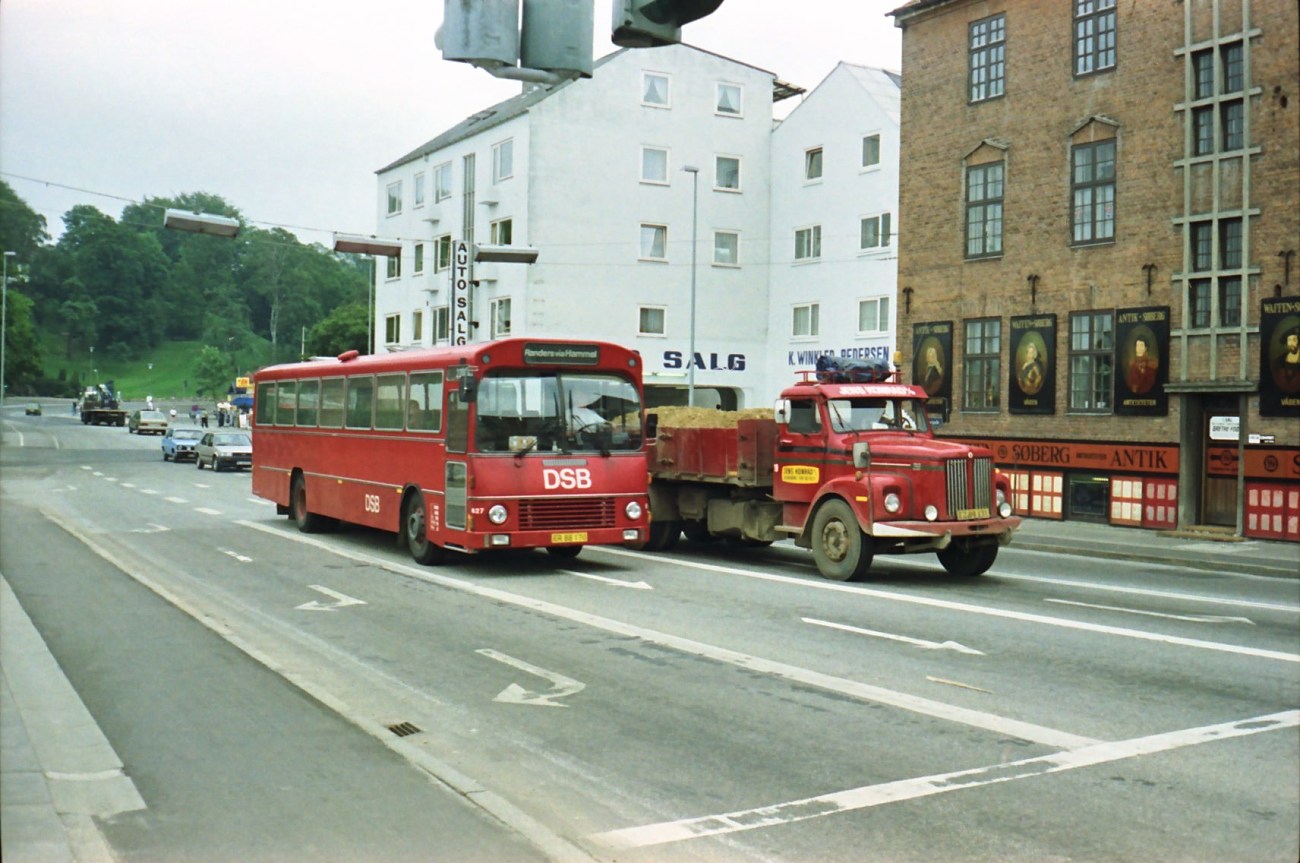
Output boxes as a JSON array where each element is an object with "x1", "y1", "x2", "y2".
[
  {"x1": 682, "y1": 166, "x2": 700, "y2": 407},
  {"x1": 1, "y1": 251, "x2": 16, "y2": 409}
]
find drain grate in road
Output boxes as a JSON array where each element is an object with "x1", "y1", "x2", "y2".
[{"x1": 387, "y1": 721, "x2": 422, "y2": 738}]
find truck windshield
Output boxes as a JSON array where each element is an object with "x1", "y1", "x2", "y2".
[
  {"x1": 475, "y1": 371, "x2": 644, "y2": 454},
  {"x1": 826, "y1": 397, "x2": 927, "y2": 433}
]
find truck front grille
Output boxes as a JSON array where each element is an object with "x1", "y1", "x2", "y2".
[
  {"x1": 518, "y1": 497, "x2": 616, "y2": 530},
  {"x1": 946, "y1": 457, "x2": 993, "y2": 519}
]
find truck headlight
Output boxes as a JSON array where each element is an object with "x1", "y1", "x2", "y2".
[
  {"x1": 999, "y1": 501, "x2": 1013, "y2": 518},
  {"x1": 884, "y1": 492, "x2": 902, "y2": 514},
  {"x1": 625, "y1": 501, "x2": 643, "y2": 520},
  {"x1": 488, "y1": 504, "x2": 508, "y2": 525}
]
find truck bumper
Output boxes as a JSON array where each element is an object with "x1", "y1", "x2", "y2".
[{"x1": 873, "y1": 516, "x2": 1021, "y2": 547}]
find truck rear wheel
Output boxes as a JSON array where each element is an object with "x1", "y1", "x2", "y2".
[
  {"x1": 937, "y1": 538, "x2": 998, "y2": 577},
  {"x1": 682, "y1": 520, "x2": 716, "y2": 543},
  {"x1": 640, "y1": 519, "x2": 681, "y2": 552},
  {"x1": 811, "y1": 499, "x2": 873, "y2": 581}
]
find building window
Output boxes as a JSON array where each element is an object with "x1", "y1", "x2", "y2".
[
  {"x1": 857, "y1": 296, "x2": 890, "y2": 333},
  {"x1": 435, "y1": 235, "x2": 452, "y2": 272},
  {"x1": 715, "y1": 155, "x2": 741, "y2": 191},
  {"x1": 412, "y1": 310, "x2": 423, "y2": 342},
  {"x1": 641, "y1": 146, "x2": 668, "y2": 184},
  {"x1": 1189, "y1": 279, "x2": 1212, "y2": 328},
  {"x1": 965, "y1": 162, "x2": 1004, "y2": 258},
  {"x1": 385, "y1": 313, "x2": 401, "y2": 345},
  {"x1": 386, "y1": 181, "x2": 402, "y2": 216},
  {"x1": 794, "y1": 225, "x2": 821, "y2": 261},
  {"x1": 1193, "y1": 49, "x2": 1215, "y2": 99},
  {"x1": 413, "y1": 243, "x2": 425, "y2": 274},
  {"x1": 804, "y1": 147, "x2": 823, "y2": 181},
  {"x1": 640, "y1": 223, "x2": 667, "y2": 260},
  {"x1": 1221, "y1": 99, "x2": 1244, "y2": 151},
  {"x1": 1222, "y1": 42, "x2": 1244, "y2": 92},
  {"x1": 413, "y1": 172, "x2": 426, "y2": 208},
  {"x1": 1193, "y1": 106, "x2": 1215, "y2": 155},
  {"x1": 386, "y1": 252, "x2": 401, "y2": 280},
  {"x1": 642, "y1": 72, "x2": 670, "y2": 107},
  {"x1": 491, "y1": 218, "x2": 512, "y2": 245},
  {"x1": 860, "y1": 213, "x2": 892, "y2": 250},
  {"x1": 792, "y1": 303, "x2": 820, "y2": 338},
  {"x1": 963, "y1": 318, "x2": 1001, "y2": 410},
  {"x1": 716, "y1": 82, "x2": 742, "y2": 116},
  {"x1": 969, "y1": 14, "x2": 1005, "y2": 102},
  {"x1": 713, "y1": 231, "x2": 739, "y2": 266},
  {"x1": 490, "y1": 297, "x2": 511, "y2": 338},
  {"x1": 1068, "y1": 311, "x2": 1113, "y2": 412},
  {"x1": 433, "y1": 306, "x2": 450, "y2": 343},
  {"x1": 1220, "y1": 218, "x2": 1242, "y2": 269},
  {"x1": 1190, "y1": 221, "x2": 1213, "y2": 271},
  {"x1": 1071, "y1": 140, "x2": 1115, "y2": 244},
  {"x1": 492, "y1": 139, "x2": 513, "y2": 183},
  {"x1": 639, "y1": 306, "x2": 665, "y2": 336},
  {"x1": 1074, "y1": 0, "x2": 1116, "y2": 76},
  {"x1": 861, "y1": 134, "x2": 881, "y2": 168},
  {"x1": 1218, "y1": 278, "x2": 1242, "y2": 327},
  {"x1": 434, "y1": 162, "x2": 452, "y2": 202}
]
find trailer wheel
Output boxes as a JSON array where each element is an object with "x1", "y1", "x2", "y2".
[
  {"x1": 682, "y1": 520, "x2": 717, "y2": 543},
  {"x1": 937, "y1": 538, "x2": 998, "y2": 577},
  {"x1": 291, "y1": 475, "x2": 335, "y2": 534},
  {"x1": 639, "y1": 519, "x2": 681, "y2": 552},
  {"x1": 402, "y1": 493, "x2": 445, "y2": 565},
  {"x1": 546, "y1": 545, "x2": 583, "y2": 561},
  {"x1": 811, "y1": 499, "x2": 873, "y2": 581}
]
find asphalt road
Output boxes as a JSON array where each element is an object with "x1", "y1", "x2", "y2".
[{"x1": 3, "y1": 403, "x2": 1298, "y2": 863}]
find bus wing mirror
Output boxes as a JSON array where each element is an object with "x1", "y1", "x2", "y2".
[
  {"x1": 852, "y1": 441, "x2": 871, "y2": 469},
  {"x1": 458, "y1": 376, "x2": 478, "y2": 403}
]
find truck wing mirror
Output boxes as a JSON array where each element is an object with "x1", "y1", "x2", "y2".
[
  {"x1": 852, "y1": 441, "x2": 871, "y2": 469},
  {"x1": 774, "y1": 398, "x2": 791, "y2": 425},
  {"x1": 645, "y1": 413, "x2": 658, "y2": 438}
]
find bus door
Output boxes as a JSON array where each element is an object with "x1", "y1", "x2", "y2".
[{"x1": 445, "y1": 376, "x2": 472, "y2": 530}]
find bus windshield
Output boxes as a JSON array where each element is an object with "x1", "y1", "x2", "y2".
[
  {"x1": 475, "y1": 371, "x2": 644, "y2": 454},
  {"x1": 825, "y1": 397, "x2": 927, "y2": 433}
]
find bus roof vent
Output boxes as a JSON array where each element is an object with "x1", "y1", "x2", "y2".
[{"x1": 337, "y1": 349, "x2": 360, "y2": 363}]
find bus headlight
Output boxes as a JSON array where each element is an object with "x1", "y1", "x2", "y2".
[
  {"x1": 924, "y1": 504, "x2": 939, "y2": 521},
  {"x1": 625, "y1": 501, "x2": 644, "y2": 520},
  {"x1": 488, "y1": 504, "x2": 508, "y2": 525},
  {"x1": 884, "y1": 492, "x2": 902, "y2": 514}
]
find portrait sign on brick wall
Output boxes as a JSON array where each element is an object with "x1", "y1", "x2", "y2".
[
  {"x1": 1009, "y1": 314, "x2": 1056, "y2": 414},
  {"x1": 912, "y1": 321, "x2": 952, "y2": 421},
  {"x1": 1259, "y1": 295, "x2": 1300, "y2": 418},
  {"x1": 1114, "y1": 306, "x2": 1169, "y2": 416}
]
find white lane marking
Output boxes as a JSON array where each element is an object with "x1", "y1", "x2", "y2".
[
  {"x1": 193, "y1": 483, "x2": 210, "y2": 489},
  {"x1": 121, "y1": 482, "x2": 136, "y2": 489},
  {"x1": 994, "y1": 571, "x2": 1298, "y2": 614},
  {"x1": 476, "y1": 648, "x2": 586, "y2": 707},
  {"x1": 1044, "y1": 598, "x2": 1255, "y2": 625},
  {"x1": 138, "y1": 488, "x2": 158, "y2": 495},
  {"x1": 803, "y1": 617, "x2": 984, "y2": 655},
  {"x1": 239, "y1": 520, "x2": 1096, "y2": 750},
  {"x1": 165, "y1": 496, "x2": 187, "y2": 504},
  {"x1": 194, "y1": 507, "x2": 222, "y2": 516},
  {"x1": 81, "y1": 465, "x2": 94, "y2": 470},
  {"x1": 247, "y1": 497, "x2": 275, "y2": 506},
  {"x1": 594, "y1": 547, "x2": 1300, "y2": 664},
  {"x1": 295, "y1": 584, "x2": 367, "y2": 612},
  {"x1": 561, "y1": 569, "x2": 653, "y2": 590},
  {"x1": 220, "y1": 549, "x2": 253, "y2": 564},
  {"x1": 589, "y1": 709, "x2": 1300, "y2": 850},
  {"x1": 128, "y1": 524, "x2": 170, "y2": 534}
]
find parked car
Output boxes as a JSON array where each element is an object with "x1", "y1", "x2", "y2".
[
  {"x1": 195, "y1": 431, "x2": 253, "y2": 471},
  {"x1": 128, "y1": 409, "x2": 169, "y2": 435},
  {"x1": 161, "y1": 427, "x2": 205, "y2": 462},
  {"x1": 25, "y1": 403, "x2": 42, "y2": 416}
]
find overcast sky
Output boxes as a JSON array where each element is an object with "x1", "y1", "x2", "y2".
[{"x1": 1, "y1": 1, "x2": 902, "y2": 246}]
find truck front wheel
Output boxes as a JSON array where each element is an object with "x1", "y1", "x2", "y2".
[
  {"x1": 811, "y1": 499, "x2": 873, "y2": 581},
  {"x1": 937, "y1": 538, "x2": 998, "y2": 577}
]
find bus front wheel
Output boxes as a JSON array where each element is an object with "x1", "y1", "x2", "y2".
[
  {"x1": 546, "y1": 545, "x2": 583, "y2": 561},
  {"x1": 291, "y1": 475, "x2": 335, "y2": 534},
  {"x1": 403, "y1": 494, "x2": 445, "y2": 565}
]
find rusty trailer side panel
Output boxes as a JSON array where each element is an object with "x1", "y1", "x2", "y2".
[{"x1": 649, "y1": 418, "x2": 777, "y2": 487}]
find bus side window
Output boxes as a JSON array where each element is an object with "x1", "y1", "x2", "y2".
[
  {"x1": 319, "y1": 378, "x2": 345, "y2": 428},
  {"x1": 375, "y1": 374, "x2": 405, "y2": 430},
  {"x1": 345, "y1": 376, "x2": 375, "y2": 429},
  {"x1": 409, "y1": 371, "x2": 443, "y2": 432}
]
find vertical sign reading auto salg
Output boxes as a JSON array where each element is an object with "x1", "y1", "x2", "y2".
[{"x1": 451, "y1": 240, "x2": 471, "y2": 346}]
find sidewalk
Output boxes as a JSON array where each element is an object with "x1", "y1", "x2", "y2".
[{"x1": 3, "y1": 524, "x2": 1296, "y2": 863}]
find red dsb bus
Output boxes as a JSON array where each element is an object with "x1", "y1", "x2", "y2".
[{"x1": 251, "y1": 339, "x2": 649, "y2": 564}]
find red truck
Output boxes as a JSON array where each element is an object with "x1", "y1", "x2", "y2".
[{"x1": 642, "y1": 371, "x2": 1021, "y2": 580}]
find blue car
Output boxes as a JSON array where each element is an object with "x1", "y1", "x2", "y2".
[{"x1": 161, "y1": 426, "x2": 204, "y2": 462}]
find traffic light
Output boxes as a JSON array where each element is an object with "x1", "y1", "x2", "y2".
[
  {"x1": 437, "y1": 0, "x2": 593, "y2": 79},
  {"x1": 611, "y1": 0, "x2": 726, "y2": 48}
]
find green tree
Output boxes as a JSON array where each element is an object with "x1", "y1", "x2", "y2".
[
  {"x1": 0, "y1": 180, "x2": 49, "y2": 262},
  {"x1": 306, "y1": 303, "x2": 369, "y2": 358},
  {"x1": 193, "y1": 345, "x2": 233, "y2": 400},
  {"x1": 1, "y1": 287, "x2": 43, "y2": 396}
]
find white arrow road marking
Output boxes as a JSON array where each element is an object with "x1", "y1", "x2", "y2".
[
  {"x1": 561, "y1": 569, "x2": 653, "y2": 590},
  {"x1": 295, "y1": 585, "x2": 367, "y2": 612},
  {"x1": 220, "y1": 549, "x2": 253, "y2": 563},
  {"x1": 1044, "y1": 598, "x2": 1256, "y2": 624},
  {"x1": 476, "y1": 648, "x2": 585, "y2": 707},
  {"x1": 128, "y1": 523, "x2": 170, "y2": 534},
  {"x1": 803, "y1": 617, "x2": 985, "y2": 655}
]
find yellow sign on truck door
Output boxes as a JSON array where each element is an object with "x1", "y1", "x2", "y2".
[{"x1": 781, "y1": 465, "x2": 820, "y2": 484}]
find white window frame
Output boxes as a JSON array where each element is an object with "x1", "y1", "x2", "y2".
[
  {"x1": 413, "y1": 172, "x2": 426, "y2": 208},
  {"x1": 639, "y1": 223, "x2": 668, "y2": 261},
  {"x1": 859, "y1": 212, "x2": 892, "y2": 251},
  {"x1": 641, "y1": 146, "x2": 669, "y2": 184},
  {"x1": 792, "y1": 303, "x2": 820, "y2": 339},
  {"x1": 386, "y1": 181, "x2": 402, "y2": 216},
  {"x1": 794, "y1": 225, "x2": 822, "y2": 261},
  {"x1": 413, "y1": 242, "x2": 425, "y2": 274},
  {"x1": 434, "y1": 235, "x2": 452, "y2": 272},
  {"x1": 386, "y1": 252, "x2": 401, "y2": 280},
  {"x1": 642, "y1": 71, "x2": 670, "y2": 107},
  {"x1": 492, "y1": 139, "x2": 513, "y2": 183},
  {"x1": 434, "y1": 162, "x2": 452, "y2": 202},
  {"x1": 714, "y1": 155, "x2": 741, "y2": 192},
  {"x1": 491, "y1": 218, "x2": 513, "y2": 245},
  {"x1": 861, "y1": 133, "x2": 881, "y2": 169},
  {"x1": 857, "y1": 296, "x2": 891, "y2": 334},
  {"x1": 384, "y1": 313, "x2": 401, "y2": 345},
  {"x1": 432, "y1": 305, "x2": 450, "y2": 344},
  {"x1": 490, "y1": 297, "x2": 512, "y2": 338},
  {"x1": 638, "y1": 305, "x2": 666, "y2": 336},
  {"x1": 412, "y1": 309, "x2": 424, "y2": 342},
  {"x1": 715, "y1": 82, "x2": 742, "y2": 117},
  {"x1": 713, "y1": 230, "x2": 739, "y2": 267},
  {"x1": 804, "y1": 147, "x2": 823, "y2": 182}
]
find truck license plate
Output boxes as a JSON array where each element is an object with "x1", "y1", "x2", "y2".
[
  {"x1": 956, "y1": 507, "x2": 990, "y2": 520},
  {"x1": 551, "y1": 532, "x2": 588, "y2": 544}
]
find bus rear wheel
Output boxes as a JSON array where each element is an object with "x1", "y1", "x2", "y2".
[
  {"x1": 291, "y1": 475, "x2": 334, "y2": 534},
  {"x1": 811, "y1": 499, "x2": 873, "y2": 581},
  {"x1": 403, "y1": 494, "x2": 445, "y2": 565}
]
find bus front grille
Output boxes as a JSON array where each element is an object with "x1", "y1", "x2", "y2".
[{"x1": 518, "y1": 498, "x2": 616, "y2": 530}]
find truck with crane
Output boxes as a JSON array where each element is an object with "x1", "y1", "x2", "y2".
[{"x1": 79, "y1": 382, "x2": 128, "y2": 427}]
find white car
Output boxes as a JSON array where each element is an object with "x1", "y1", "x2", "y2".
[{"x1": 195, "y1": 431, "x2": 253, "y2": 472}]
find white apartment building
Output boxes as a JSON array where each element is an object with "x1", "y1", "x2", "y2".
[{"x1": 374, "y1": 45, "x2": 899, "y2": 408}]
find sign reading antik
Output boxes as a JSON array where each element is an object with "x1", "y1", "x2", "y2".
[{"x1": 1114, "y1": 306, "x2": 1169, "y2": 416}]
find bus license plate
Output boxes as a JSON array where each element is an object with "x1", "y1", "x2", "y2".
[
  {"x1": 956, "y1": 507, "x2": 990, "y2": 520},
  {"x1": 552, "y1": 532, "x2": 588, "y2": 544}
]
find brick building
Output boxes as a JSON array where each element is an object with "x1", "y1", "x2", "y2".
[{"x1": 889, "y1": 0, "x2": 1299, "y2": 540}]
